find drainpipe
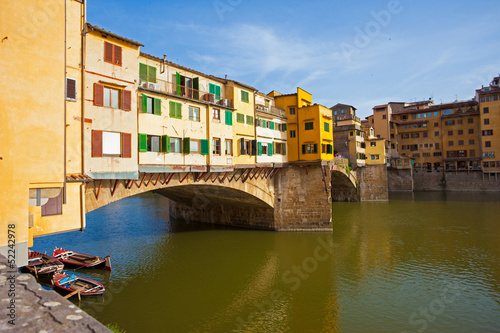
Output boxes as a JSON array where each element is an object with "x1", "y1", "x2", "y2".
[
  {"x1": 63, "y1": 0, "x2": 67, "y2": 205},
  {"x1": 80, "y1": 2, "x2": 87, "y2": 231}
]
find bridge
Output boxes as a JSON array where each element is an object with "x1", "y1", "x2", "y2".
[{"x1": 84, "y1": 161, "x2": 360, "y2": 231}]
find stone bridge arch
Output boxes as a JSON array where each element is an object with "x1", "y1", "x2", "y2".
[{"x1": 331, "y1": 165, "x2": 359, "y2": 202}]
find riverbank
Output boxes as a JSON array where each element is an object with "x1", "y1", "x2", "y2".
[{"x1": 0, "y1": 254, "x2": 110, "y2": 332}]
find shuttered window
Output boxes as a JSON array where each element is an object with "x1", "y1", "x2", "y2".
[
  {"x1": 268, "y1": 143, "x2": 273, "y2": 156},
  {"x1": 183, "y1": 138, "x2": 191, "y2": 154},
  {"x1": 94, "y1": 83, "x2": 104, "y2": 106},
  {"x1": 66, "y1": 78, "x2": 77, "y2": 101},
  {"x1": 236, "y1": 113, "x2": 245, "y2": 123},
  {"x1": 92, "y1": 130, "x2": 103, "y2": 157},
  {"x1": 162, "y1": 135, "x2": 170, "y2": 153},
  {"x1": 225, "y1": 110, "x2": 233, "y2": 126},
  {"x1": 94, "y1": 83, "x2": 131, "y2": 110},
  {"x1": 138, "y1": 134, "x2": 148, "y2": 152},
  {"x1": 209, "y1": 83, "x2": 221, "y2": 100},
  {"x1": 270, "y1": 121, "x2": 275, "y2": 130},
  {"x1": 258, "y1": 142, "x2": 262, "y2": 156},
  {"x1": 122, "y1": 90, "x2": 131, "y2": 111},
  {"x1": 169, "y1": 101, "x2": 182, "y2": 119},
  {"x1": 139, "y1": 63, "x2": 157, "y2": 83},
  {"x1": 104, "y1": 41, "x2": 122, "y2": 66},
  {"x1": 41, "y1": 190, "x2": 63, "y2": 217},
  {"x1": 241, "y1": 90, "x2": 249, "y2": 103},
  {"x1": 200, "y1": 139, "x2": 209, "y2": 155},
  {"x1": 246, "y1": 115, "x2": 254, "y2": 125},
  {"x1": 122, "y1": 133, "x2": 132, "y2": 158},
  {"x1": 282, "y1": 123, "x2": 287, "y2": 132}
]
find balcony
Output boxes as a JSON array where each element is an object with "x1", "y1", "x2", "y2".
[
  {"x1": 255, "y1": 104, "x2": 286, "y2": 117},
  {"x1": 139, "y1": 75, "x2": 233, "y2": 108}
]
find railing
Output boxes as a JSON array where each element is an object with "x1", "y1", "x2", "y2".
[
  {"x1": 139, "y1": 75, "x2": 233, "y2": 108},
  {"x1": 255, "y1": 104, "x2": 286, "y2": 117}
]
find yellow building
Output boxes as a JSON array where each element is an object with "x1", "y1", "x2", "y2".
[
  {"x1": 0, "y1": 0, "x2": 86, "y2": 265},
  {"x1": 274, "y1": 88, "x2": 333, "y2": 162},
  {"x1": 476, "y1": 76, "x2": 500, "y2": 175},
  {"x1": 365, "y1": 138, "x2": 387, "y2": 165}
]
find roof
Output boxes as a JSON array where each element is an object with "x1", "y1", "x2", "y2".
[
  {"x1": 330, "y1": 103, "x2": 357, "y2": 110},
  {"x1": 86, "y1": 23, "x2": 144, "y2": 47},
  {"x1": 476, "y1": 85, "x2": 500, "y2": 95},
  {"x1": 373, "y1": 104, "x2": 388, "y2": 109},
  {"x1": 227, "y1": 79, "x2": 257, "y2": 92},
  {"x1": 393, "y1": 100, "x2": 477, "y2": 115}
]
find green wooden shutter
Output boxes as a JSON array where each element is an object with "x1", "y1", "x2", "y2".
[
  {"x1": 282, "y1": 123, "x2": 287, "y2": 131},
  {"x1": 240, "y1": 138, "x2": 246, "y2": 155},
  {"x1": 302, "y1": 145, "x2": 306, "y2": 155},
  {"x1": 193, "y1": 77, "x2": 199, "y2": 100},
  {"x1": 148, "y1": 65, "x2": 156, "y2": 83},
  {"x1": 154, "y1": 98, "x2": 161, "y2": 115},
  {"x1": 142, "y1": 94, "x2": 148, "y2": 113},
  {"x1": 258, "y1": 142, "x2": 262, "y2": 156},
  {"x1": 313, "y1": 144, "x2": 318, "y2": 154},
  {"x1": 161, "y1": 135, "x2": 170, "y2": 153},
  {"x1": 175, "y1": 102, "x2": 182, "y2": 119},
  {"x1": 215, "y1": 85, "x2": 221, "y2": 101},
  {"x1": 183, "y1": 138, "x2": 190, "y2": 154},
  {"x1": 270, "y1": 121, "x2": 275, "y2": 130},
  {"x1": 268, "y1": 143, "x2": 273, "y2": 156},
  {"x1": 200, "y1": 139, "x2": 209, "y2": 155},
  {"x1": 225, "y1": 110, "x2": 233, "y2": 126},
  {"x1": 283, "y1": 143, "x2": 286, "y2": 155},
  {"x1": 176, "y1": 72, "x2": 181, "y2": 96},
  {"x1": 209, "y1": 83, "x2": 215, "y2": 95},
  {"x1": 139, "y1": 134, "x2": 147, "y2": 152},
  {"x1": 139, "y1": 63, "x2": 148, "y2": 82},
  {"x1": 169, "y1": 101, "x2": 175, "y2": 117}
]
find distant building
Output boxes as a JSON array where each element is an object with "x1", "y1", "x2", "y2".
[{"x1": 331, "y1": 103, "x2": 365, "y2": 167}]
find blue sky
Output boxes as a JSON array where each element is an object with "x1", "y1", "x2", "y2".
[{"x1": 88, "y1": 0, "x2": 500, "y2": 118}]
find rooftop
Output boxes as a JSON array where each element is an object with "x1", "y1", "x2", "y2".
[{"x1": 86, "y1": 23, "x2": 144, "y2": 47}]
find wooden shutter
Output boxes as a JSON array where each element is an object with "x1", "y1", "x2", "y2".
[
  {"x1": 302, "y1": 145, "x2": 306, "y2": 155},
  {"x1": 268, "y1": 143, "x2": 273, "y2": 156},
  {"x1": 270, "y1": 121, "x2": 275, "y2": 130},
  {"x1": 161, "y1": 135, "x2": 170, "y2": 153},
  {"x1": 200, "y1": 139, "x2": 209, "y2": 155},
  {"x1": 183, "y1": 138, "x2": 190, "y2": 154},
  {"x1": 215, "y1": 85, "x2": 221, "y2": 100},
  {"x1": 94, "y1": 83, "x2": 104, "y2": 106},
  {"x1": 139, "y1": 63, "x2": 148, "y2": 82},
  {"x1": 104, "y1": 42, "x2": 113, "y2": 63},
  {"x1": 283, "y1": 143, "x2": 286, "y2": 155},
  {"x1": 225, "y1": 110, "x2": 232, "y2": 126},
  {"x1": 175, "y1": 103, "x2": 182, "y2": 119},
  {"x1": 240, "y1": 138, "x2": 246, "y2": 155},
  {"x1": 66, "y1": 78, "x2": 76, "y2": 100},
  {"x1": 41, "y1": 191, "x2": 62, "y2": 217},
  {"x1": 193, "y1": 77, "x2": 199, "y2": 100},
  {"x1": 142, "y1": 94, "x2": 148, "y2": 113},
  {"x1": 138, "y1": 133, "x2": 148, "y2": 152},
  {"x1": 176, "y1": 72, "x2": 181, "y2": 96},
  {"x1": 258, "y1": 142, "x2": 262, "y2": 156},
  {"x1": 148, "y1": 65, "x2": 156, "y2": 83},
  {"x1": 92, "y1": 130, "x2": 103, "y2": 157},
  {"x1": 169, "y1": 101, "x2": 175, "y2": 117},
  {"x1": 282, "y1": 123, "x2": 287, "y2": 131},
  {"x1": 154, "y1": 98, "x2": 161, "y2": 115},
  {"x1": 114, "y1": 45, "x2": 122, "y2": 65},
  {"x1": 313, "y1": 144, "x2": 318, "y2": 154},
  {"x1": 251, "y1": 140, "x2": 257, "y2": 156},
  {"x1": 122, "y1": 90, "x2": 131, "y2": 111},
  {"x1": 122, "y1": 133, "x2": 132, "y2": 158}
]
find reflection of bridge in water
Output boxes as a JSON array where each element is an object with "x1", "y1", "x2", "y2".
[{"x1": 85, "y1": 160, "x2": 360, "y2": 231}]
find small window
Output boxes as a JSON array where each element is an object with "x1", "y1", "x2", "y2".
[
  {"x1": 170, "y1": 137, "x2": 182, "y2": 153},
  {"x1": 236, "y1": 113, "x2": 245, "y2": 123},
  {"x1": 468, "y1": 129, "x2": 474, "y2": 134},
  {"x1": 147, "y1": 135, "x2": 161, "y2": 153},
  {"x1": 225, "y1": 139, "x2": 232, "y2": 155},
  {"x1": 66, "y1": 78, "x2": 77, "y2": 101},
  {"x1": 189, "y1": 106, "x2": 200, "y2": 121},
  {"x1": 290, "y1": 130, "x2": 296, "y2": 138},
  {"x1": 213, "y1": 108, "x2": 220, "y2": 120},
  {"x1": 241, "y1": 90, "x2": 249, "y2": 103},
  {"x1": 246, "y1": 115, "x2": 254, "y2": 125},
  {"x1": 468, "y1": 118, "x2": 474, "y2": 124},
  {"x1": 443, "y1": 109, "x2": 453, "y2": 115},
  {"x1": 434, "y1": 131, "x2": 439, "y2": 137},
  {"x1": 324, "y1": 122, "x2": 330, "y2": 132},
  {"x1": 212, "y1": 138, "x2": 221, "y2": 155},
  {"x1": 458, "y1": 130, "x2": 463, "y2": 135},
  {"x1": 448, "y1": 141, "x2": 454, "y2": 146},
  {"x1": 434, "y1": 122, "x2": 439, "y2": 127},
  {"x1": 370, "y1": 142, "x2": 376, "y2": 147},
  {"x1": 469, "y1": 139, "x2": 475, "y2": 145},
  {"x1": 458, "y1": 140, "x2": 464, "y2": 146},
  {"x1": 104, "y1": 41, "x2": 122, "y2": 66},
  {"x1": 484, "y1": 118, "x2": 490, "y2": 125},
  {"x1": 448, "y1": 130, "x2": 453, "y2": 136},
  {"x1": 305, "y1": 122, "x2": 314, "y2": 130},
  {"x1": 190, "y1": 140, "x2": 200, "y2": 154},
  {"x1": 485, "y1": 141, "x2": 491, "y2": 148},
  {"x1": 289, "y1": 107, "x2": 296, "y2": 115}
]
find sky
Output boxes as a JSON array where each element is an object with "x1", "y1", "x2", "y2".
[{"x1": 88, "y1": 0, "x2": 500, "y2": 119}]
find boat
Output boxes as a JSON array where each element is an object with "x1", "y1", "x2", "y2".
[
  {"x1": 21, "y1": 251, "x2": 64, "y2": 277},
  {"x1": 53, "y1": 248, "x2": 112, "y2": 271},
  {"x1": 52, "y1": 272, "x2": 105, "y2": 296}
]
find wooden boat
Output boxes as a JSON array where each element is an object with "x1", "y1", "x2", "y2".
[
  {"x1": 53, "y1": 272, "x2": 105, "y2": 296},
  {"x1": 53, "y1": 248, "x2": 112, "y2": 271},
  {"x1": 21, "y1": 251, "x2": 64, "y2": 277}
]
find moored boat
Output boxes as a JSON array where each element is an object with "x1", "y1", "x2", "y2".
[
  {"x1": 52, "y1": 272, "x2": 105, "y2": 296},
  {"x1": 53, "y1": 247, "x2": 112, "y2": 271},
  {"x1": 21, "y1": 251, "x2": 64, "y2": 277}
]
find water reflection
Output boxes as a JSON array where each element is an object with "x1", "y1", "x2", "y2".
[{"x1": 31, "y1": 192, "x2": 500, "y2": 332}]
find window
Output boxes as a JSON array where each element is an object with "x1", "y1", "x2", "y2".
[
  {"x1": 485, "y1": 141, "x2": 491, "y2": 148},
  {"x1": 324, "y1": 122, "x2": 330, "y2": 132},
  {"x1": 190, "y1": 140, "x2": 200, "y2": 154},
  {"x1": 412, "y1": 114, "x2": 417, "y2": 119},
  {"x1": 142, "y1": 94, "x2": 161, "y2": 115},
  {"x1": 423, "y1": 153, "x2": 431, "y2": 157},
  {"x1": 443, "y1": 109, "x2": 453, "y2": 115},
  {"x1": 169, "y1": 101, "x2": 182, "y2": 119},
  {"x1": 66, "y1": 78, "x2": 77, "y2": 101},
  {"x1": 289, "y1": 107, "x2": 296, "y2": 115},
  {"x1": 92, "y1": 130, "x2": 132, "y2": 158},
  {"x1": 434, "y1": 152, "x2": 442, "y2": 157},
  {"x1": 189, "y1": 106, "x2": 200, "y2": 121},
  {"x1": 479, "y1": 97, "x2": 485, "y2": 102},
  {"x1": 225, "y1": 139, "x2": 232, "y2": 155},
  {"x1": 494, "y1": 95, "x2": 499, "y2": 101},
  {"x1": 103, "y1": 86, "x2": 120, "y2": 108},
  {"x1": 402, "y1": 134, "x2": 409, "y2": 139},
  {"x1": 423, "y1": 132, "x2": 428, "y2": 138},
  {"x1": 402, "y1": 115, "x2": 408, "y2": 120},
  {"x1": 371, "y1": 155, "x2": 380, "y2": 160},
  {"x1": 469, "y1": 129, "x2": 474, "y2": 134},
  {"x1": 434, "y1": 122, "x2": 439, "y2": 127},
  {"x1": 139, "y1": 63, "x2": 156, "y2": 83},
  {"x1": 445, "y1": 120, "x2": 455, "y2": 126},
  {"x1": 448, "y1": 141, "x2": 454, "y2": 146},
  {"x1": 482, "y1": 130, "x2": 493, "y2": 136},
  {"x1": 209, "y1": 83, "x2": 221, "y2": 100},
  {"x1": 236, "y1": 113, "x2": 245, "y2": 123},
  {"x1": 305, "y1": 122, "x2": 314, "y2": 130},
  {"x1": 290, "y1": 130, "x2": 296, "y2": 138},
  {"x1": 170, "y1": 137, "x2": 182, "y2": 153},
  {"x1": 483, "y1": 107, "x2": 489, "y2": 114},
  {"x1": 458, "y1": 140, "x2": 464, "y2": 146},
  {"x1": 213, "y1": 108, "x2": 220, "y2": 120},
  {"x1": 246, "y1": 115, "x2": 254, "y2": 125},
  {"x1": 40, "y1": 189, "x2": 63, "y2": 217},
  {"x1": 458, "y1": 130, "x2": 463, "y2": 135},
  {"x1": 333, "y1": 111, "x2": 337, "y2": 116},
  {"x1": 241, "y1": 90, "x2": 249, "y2": 103},
  {"x1": 486, "y1": 96, "x2": 491, "y2": 102},
  {"x1": 212, "y1": 138, "x2": 221, "y2": 155},
  {"x1": 457, "y1": 119, "x2": 463, "y2": 125},
  {"x1": 138, "y1": 133, "x2": 167, "y2": 153},
  {"x1": 93, "y1": 84, "x2": 131, "y2": 111},
  {"x1": 225, "y1": 110, "x2": 232, "y2": 126},
  {"x1": 411, "y1": 133, "x2": 419, "y2": 138},
  {"x1": 321, "y1": 144, "x2": 333, "y2": 154},
  {"x1": 302, "y1": 144, "x2": 318, "y2": 154},
  {"x1": 469, "y1": 139, "x2": 475, "y2": 145},
  {"x1": 147, "y1": 135, "x2": 161, "y2": 152},
  {"x1": 382, "y1": 115, "x2": 387, "y2": 119},
  {"x1": 262, "y1": 143, "x2": 268, "y2": 155},
  {"x1": 448, "y1": 130, "x2": 453, "y2": 136},
  {"x1": 104, "y1": 41, "x2": 122, "y2": 66},
  {"x1": 435, "y1": 143, "x2": 440, "y2": 149},
  {"x1": 370, "y1": 142, "x2": 376, "y2": 147},
  {"x1": 484, "y1": 118, "x2": 490, "y2": 125},
  {"x1": 468, "y1": 118, "x2": 474, "y2": 123},
  {"x1": 417, "y1": 114, "x2": 421, "y2": 119}
]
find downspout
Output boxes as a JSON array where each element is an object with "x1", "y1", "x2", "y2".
[
  {"x1": 63, "y1": 0, "x2": 67, "y2": 204},
  {"x1": 80, "y1": 2, "x2": 87, "y2": 231}
]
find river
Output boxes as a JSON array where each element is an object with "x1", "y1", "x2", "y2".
[{"x1": 32, "y1": 192, "x2": 500, "y2": 332}]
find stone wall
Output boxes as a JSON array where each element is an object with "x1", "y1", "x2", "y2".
[
  {"x1": 413, "y1": 170, "x2": 500, "y2": 191},
  {"x1": 388, "y1": 168, "x2": 414, "y2": 191},
  {"x1": 358, "y1": 165, "x2": 389, "y2": 201}
]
